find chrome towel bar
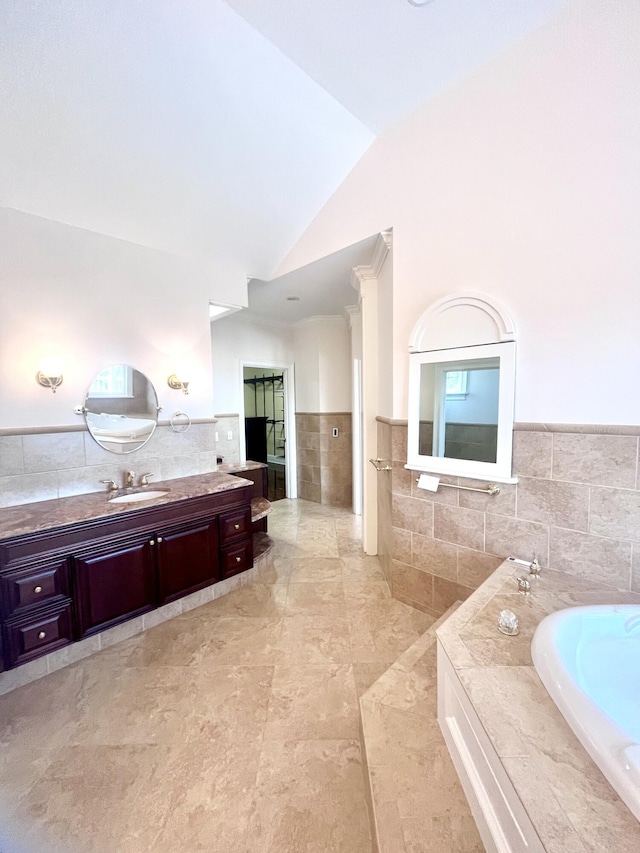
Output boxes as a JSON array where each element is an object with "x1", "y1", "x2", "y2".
[
  {"x1": 369, "y1": 458, "x2": 392, "y2": 472},
  {"x1": 415, "y1": 479, "x2": 501, "y2": 496}
]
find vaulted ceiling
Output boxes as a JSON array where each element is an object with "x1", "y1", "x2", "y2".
[{"x1": 0, "y1": 0, "x2": 568, "y2": 284}]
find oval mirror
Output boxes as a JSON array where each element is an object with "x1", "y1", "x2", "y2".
[{"x1": 83, "y1": 364, "x2": 159, "y2": 454}]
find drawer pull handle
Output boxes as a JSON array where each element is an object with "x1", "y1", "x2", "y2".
[
  {"x1": 38, "y1": 631, "x2": 46, "y2": 640},
  {"x1": 234, "y1": 523, "x2": 241, "y2": 530},
  {"x1": 34, "y1": 586, "x2": 43, "y2": 594},
  {"x1": 157, "y1": 537, "x2": 163, "y2": 543},
  {"x1": 235, "y1": 556, "x2": 242, "y2": 563},
  {"x1": 149, "y1": 539, "x2": 155, "y2": 546}
]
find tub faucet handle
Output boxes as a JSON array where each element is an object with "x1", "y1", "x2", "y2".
[
  {"x1": 516, "y1": 576, "x2": 531, "y2": 594},
  {"x1": 529, "y1": 558, "x2": 541, "y2": 578}
]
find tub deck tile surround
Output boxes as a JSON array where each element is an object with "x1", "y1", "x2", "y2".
[{"x1": 437, "y1": 559, "x2": 640, "y2": 853}]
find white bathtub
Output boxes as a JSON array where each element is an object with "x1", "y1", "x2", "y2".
[{"x1": 532, "y1": 604, "x2": 640, "y2": 821}]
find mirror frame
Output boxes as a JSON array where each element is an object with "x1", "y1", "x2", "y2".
[
  {"x1": 82, "y1": 364, "x2": 160, "y2": 455},
  {"x1": 406, "y1": 341, "x2": 517, "y2": 482}
]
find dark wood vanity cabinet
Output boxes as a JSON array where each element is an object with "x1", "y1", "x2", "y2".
[
  {"x1": 156, "y1": 517, "x2": 219, "y2": 605},
  {"x1": 74, "y1": 538, "x2": 157, "y2": 638},
  {"x1": 0, "y1": 556, "x2": 74, "y2": 668},
  {"x1": 0, "y1": 483, "x2": 253, "y2": 671}
]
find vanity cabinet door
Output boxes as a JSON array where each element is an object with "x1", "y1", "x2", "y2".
[
  {"x1": 156, "y1": 518, "x2": 219, "y2": 605},
  {"x1": 74, "y1": 538, "x2": 156, "y2": 638}
]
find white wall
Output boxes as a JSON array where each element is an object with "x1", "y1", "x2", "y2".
[
  {"x1": 292, "y1": 316, "x2": 351, "y2": 412},
  {"x1": 274, "y1": 0, "x2": 640, "y2": 425},
  {"x1": 210, "y1": 314, "x2": 293, "y2": 414},
  {"x1": 0, "y1": 208, "x2": 242, "y2": 429}
]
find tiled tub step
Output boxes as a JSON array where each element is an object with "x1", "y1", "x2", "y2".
[{"x1": 358, "y1": 602, "x2": 483, "y2": 853}]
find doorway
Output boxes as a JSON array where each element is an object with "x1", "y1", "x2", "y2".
[{"x1": 240, "y1": 363, "x2": 296, "y2": 502}]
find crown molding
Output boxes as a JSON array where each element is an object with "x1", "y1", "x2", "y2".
[
  {"x1": 370, "y1": 230, "x2": 392, "y2": 277},
  {"x1": 350, "y1": 230, "x2": 392, "y2": 297},
  {"x1": 344, "y1": 303, "x2": 361, "y2": 328}
]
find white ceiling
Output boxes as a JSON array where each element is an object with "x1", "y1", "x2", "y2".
[
  {"x1": 241, "y1": 233, "x2": 380, "y2": 326},
  {"x1": 225, "y1": 0, "x2": 569, "y2": 134},
  {"x1": 0, "y1": 0, "x2": 569, "y2": 314}
]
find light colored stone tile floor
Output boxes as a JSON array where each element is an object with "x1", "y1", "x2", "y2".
[{"x1": 0, "y1": 499, "x2": 481, "y2": 853}]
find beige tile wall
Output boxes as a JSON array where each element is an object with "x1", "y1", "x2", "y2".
[
  {"x1": 296, "y1": 413, "x2": 352, "y2": 507},
  {"x1": 378, "y1": 419, "x2": 640, "y2": 617},
  {"x1": 212, "y1": 415, "x2": 241, "y2": 465},
  {"x1": 0, "y1": 421, "x2": 223, "y2": 508}
]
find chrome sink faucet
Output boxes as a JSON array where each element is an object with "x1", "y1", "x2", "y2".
[{"x1": 125, "y1": 471, "x2": 135, "y2": 488}]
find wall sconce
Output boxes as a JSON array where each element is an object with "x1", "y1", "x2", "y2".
[
  {"x1": 36, "y1": 357, "x2": 64, "y2": 393},
  {"x1": 167, "y1": 374, "x2": 189, "y2": 395}
]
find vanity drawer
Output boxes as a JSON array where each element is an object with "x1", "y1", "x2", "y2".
[
  {"x1": 1, "y1": 560, "x2": 70, "y2": 619},
  {"x1": 3, "y1": 603, "x2": 73, "y2": 669},
  {"x1": 219, "y1": 508, "x2": 251, "y2": 545},
  {"x1": 220, "y1": 539, "x2": 253, "y2": 579}
]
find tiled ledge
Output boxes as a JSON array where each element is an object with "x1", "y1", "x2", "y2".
[
  {"x1": 0, "y1": 417, "x2": 219, "y2": 436},
  {"x1": 358, "y1": 604, "x2": 478, "y2": 853},
  {"x1": 373, "y1": 418, "x2": 640, "y2": 436}
]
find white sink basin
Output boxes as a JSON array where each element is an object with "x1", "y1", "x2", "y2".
[
  {"x1": 109, "y1": 489, "x2": 169, "y2": 504},
  {"x1": 532, "y1": 604, "x2": 640, "y2": 821}
]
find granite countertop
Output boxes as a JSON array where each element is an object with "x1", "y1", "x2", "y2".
[
  {"x1": 218, "y1": 461, "x2": 267, "y2": 474},
  {"x1": 436, "y1": 560, "x2": 640, "y2": 852},
  {"x1": 0, "y1": 471, "x2": 253, "y2": 541}
]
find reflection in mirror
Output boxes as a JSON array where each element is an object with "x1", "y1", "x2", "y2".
[
  {"x1": 407, "y1": 341, "x2": 516, "y2": 482},
  {"x1": 84, "y1": 364, "x2": 159, "y2": 454},
  {"x1": 419, "y1": 358, "x2": 500, "y2": 463}
]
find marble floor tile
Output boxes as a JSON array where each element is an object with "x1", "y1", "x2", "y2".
[
  {"x1": 288, "y1": 556, "x2": 344, "y2": 582},
  {"x1": 264, "y1": 664, "x2": 359, "y2": 740},
  {"x1": 153, "y1": 741, "x2": 262, "y2": 853},
  {"x1": 0, "y1": 501, "x2": 480, "y2": 853},
  {"x1": 348, "y1": 599, "x2": 434, "y2": 663},
  {"x1": 352, "y1": 661, "x2": 395, "y2": 697},
  {"x1": 245, "y1": 739, "x2": 371, "y2": 853},
  {"x1": 343, "y1": 579, "x2": 393, "y2": 607},
  {"x1": 285, "y1": 580, "x2": 345, "y2": 615},
  {"x1": 71, "y1": 665, "x2": 274, "y2": 747},
  {"x1": 341, "y1": 554, "x2": 387, "y2": 581},
  {"x1": 10, "y1": 744, "x2": 174, "y2": 853},
  {"x1": 279, "y1": 613, "x2": 352, "y2": 664},
  {"x1": 200, "y1": 616, "x2": 286, "y2": 666},
  {"x1": 192, "y1": 582, "x2": 288, "y2": 618}
]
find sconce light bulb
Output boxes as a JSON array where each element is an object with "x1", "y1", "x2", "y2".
[
  {"x1": 36, "y1": 357, "x2": 64, "y2": 393},
  {"x1": 167, "y1": 373, "x2": 190, "y2": 394}
]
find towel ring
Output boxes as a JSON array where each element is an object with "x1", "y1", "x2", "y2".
[{"x1": 170, "y1": 410, "x2": 191, "y2": 433}]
